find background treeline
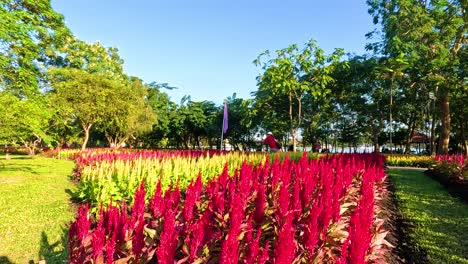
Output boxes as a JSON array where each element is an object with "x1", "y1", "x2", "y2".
[{"x1": 0, "y1": 0, "x2": 466, "y2": 155}]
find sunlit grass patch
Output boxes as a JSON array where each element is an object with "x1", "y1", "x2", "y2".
[
  {"x1": 0, "y1": 155, "x2": 75, "y2": 263},
  {"x1": 389, "y1": 168, "x2": 468, "y2": 263}
]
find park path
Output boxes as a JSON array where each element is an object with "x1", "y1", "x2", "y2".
[{"x1": 387, "y1": 166, "x2": 427, "y2": 171}]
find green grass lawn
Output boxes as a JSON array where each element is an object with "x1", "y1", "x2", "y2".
[
  {"x1": 389, "y1": 168, "x2": 468, "y2": 264},
  {"x1": 0, "y1": 155, "x2": 75, "y2": 264}
]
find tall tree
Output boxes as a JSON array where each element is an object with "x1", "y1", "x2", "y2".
[
  {"x1": 142, "y1": 83, "x2": 176, "y2": 148},
  {"x1": 163, "y1": 96, "x2": 211, "y2": 149},
  {"x1": 223, "y1": 94, "x2": 260, "y2": 150},
  {"x1": 0, "y1": 0, "x2": 70, "y2": 152},
  {"x1": 367, "y1": 0, "x2": 466, "y2": 154},
  {"x1": 48, "y1": 39, "x2": 130, "y2": 150},
  {"x1": 100, "y1": 77, "x2": 155, "y2": 148},
  {"x1": 254, "y1": 39, "x2": 346, "y2": 151},
  {"x1": 330, "y1": 56, "x2": 387, "y2": 153},
  {"x1": 0, "y1": 92, "x2": 52, "y2": 154},
  {"x1": 49, "y1": 68, "x2": 128, "y2": 150}
]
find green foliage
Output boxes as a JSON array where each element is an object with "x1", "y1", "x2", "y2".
[
  {"x1": 56, "y1": 37, "x2": 125, "y2": 81},
  {"x1": 389, "y1": 168, "x2": 468, "y2": 263},
  {"x1": 100, "y1": 77, "x2": 156, "y2": 147},
  {"x1": 270, "y1": 151, "x2": 319, "y2": 162},
  {"x1": 0, "y1": 155, "x2": 75, "y2": 263},
  {"x1": 0, "y1": 0, "x2": 71, "y2": 152},
  {"x1": 223, "y1": 94, "x2": 260, "y2": 150},
  {"x1": 385, "y1": 154, "x2": 435, "y2": 168},
  {"x1": 142, "y1": 84, "x2": 176, "y2": 148},
  {"x1": 254, "y1": 39, "x2": 346, "y2": 151},
  {"x1": 49, "y1": 68, "x2": 128, "y2": 149},
  {"x1": 0, "y1": 92, "x2": 53, "y2": 154},
  {"x1": 367, "y1": 0, "x2": 466, "y2": 154},
  {"x1": 0, "y1": 0, "x2": 71, "y2": 98}
]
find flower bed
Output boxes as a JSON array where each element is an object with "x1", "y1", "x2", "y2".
[
  {"x1": 385, "y1": 154, "x2": 435, "y2": 168},
  {"x1": 426, "y1": 154, "x2": 468, "y2": 203},
  {"x1": 73, "y1": 150, "x2": 268, "y2": 207},
  {"x1": 69, "y1": 153, "x2": 392, "y2": 263}
]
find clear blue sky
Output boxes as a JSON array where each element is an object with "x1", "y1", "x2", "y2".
[{"x1": 51, "y1": 0, "x2": 376, "y2": 105}]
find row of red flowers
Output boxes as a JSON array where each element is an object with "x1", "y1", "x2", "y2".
[{"x1": 69, "y1": 153, "x2": 391, "y2": 263}]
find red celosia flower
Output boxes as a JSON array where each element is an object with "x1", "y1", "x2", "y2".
[
  {"x1": 246, "y1": 226, "x2": 263, "y2": 264},
  {"x1": 116, "y1": 202, "x2": 128, "y2": 244},
  {"x1": 274, "y1": 212, "x2": 296, "y2": 264},
  {"x1": 92, "y1": 212, "x2": 105, "y2": 260},
  {"x1": 156, "y1": 208, "x2": 178, "y2": 264},
  {"x1": 220, "y1": 188, "x2": 244, "y2": 264},
  {"x1": 77, "y1": 204, "x2": 91, "y2": 242},
  {"x1": 184, "y1": 206, "x2": 210, "y2": 261},
  {"x1": 68, "y1": 204, "x2": 91, "y2": 263},
  {"x1": 291, "y1": 178, "x2": 302, "y2": 220},
  {"x1": 253, "y1": 183, "x2": 266, "y2": 225},
  {"x1": 149, "y1": 181, "x2": 165, "y2": 218},
  {"x1": 347, "y1": 180, "x2": 374, "y2": 264},
  {"x1": 183, "y1": 173, "x2": 203, "y2": 222},
  {"x1": 304, "y1": 199, "x2": 320, "y2": 253},
  {"x1": 131, "y1": 181, "x2": 146, "y2": 260},
  {"x1": 105, "y1": 234, "x2": 116, "y2": 264},
  {"x1": 276, "y1": 180, "x2": 290, "y2": 220},
  {"x1": 258, "y1": 241, "x2": 270, "y2": 264},
  {"x1": 338, "y1": 236, "x2": 350, "y2": 264},
  {"x1": 201, "y1": 201, "x2": 215, "y2": 245}
]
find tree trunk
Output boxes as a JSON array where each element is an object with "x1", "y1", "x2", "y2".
[
  {"x1": 372, "y1": 123, "x2": 380, "y2": 153},
  {"x1": 288, "y1": 93, "x2": 297, "y2": 152},
  {"x1": 404, "y1": 116, "x2": 417, "y2": 154},
  {"x1": 430, "y1": 107, "x2": 436, "y2": 155},
  {"x1": 82, "y1": 123, "x2": 93, "y2": 151},
  {"x1": 460, "y1": 121, "x2": 467, "y2": 156},
  {"x1": 19, "y1": 137, "x2": 35, "y2": 156},
  {"x1": 437, "y1": 95, "x2": 450, "y2": 154},
  {"x1": 291, "y1": 129, "x2": 297, "y2": 152}
]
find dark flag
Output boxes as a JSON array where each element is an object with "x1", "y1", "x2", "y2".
[{"x1": 223, "y1": 101, "x2": 228, "y2": 133}]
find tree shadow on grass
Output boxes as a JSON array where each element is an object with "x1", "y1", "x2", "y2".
[
  {"x1": 0, "y1": 163, "x2": 41, "y2": 175},
  {"x1": 36, "y1": 229, "x2": 69, "y2": 264},
  {"x1": 0, "y1": 256, "x2": 13, "y2": 264},
  {"x1": 65, "y1": 188, "x2": 82, "y2": 205}
]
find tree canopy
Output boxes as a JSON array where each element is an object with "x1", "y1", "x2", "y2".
[{"x1": 1, "y1": 0, "x2": 466, "y2": 155}]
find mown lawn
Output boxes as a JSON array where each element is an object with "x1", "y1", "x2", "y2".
[
  {"x1": 389, "y1": 168, "x2": 468, "y2": 264},
  {"x1": 0, "y1": 155, "x2": 75, "y2": 264}
]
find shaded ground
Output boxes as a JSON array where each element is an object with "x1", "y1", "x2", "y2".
[{"x1": 425, "y1": 170, "x2": 468, "y2": 204}]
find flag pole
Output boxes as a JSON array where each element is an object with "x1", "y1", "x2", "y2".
[
  {"x1": 221, "y1": 100, "x2": 227, "y2": 150},
  {"x1": 220, "y1": 121, "x2": 224, "y2": 151}
]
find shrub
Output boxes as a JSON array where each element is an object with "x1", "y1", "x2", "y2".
[
  {"x1": 431, "y1": 154, "x2": 468, "y2": 182},
  {"x1": 385, "y1": 154, "x2": 435, "y2": 168}
]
